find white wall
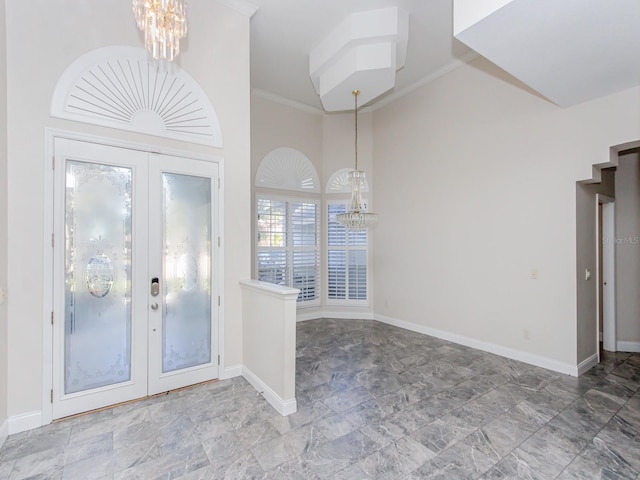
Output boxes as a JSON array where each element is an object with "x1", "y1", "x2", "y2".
[
  {"x1": 615, "y1": 152, "x2": 640, "y2": 349},
  {"x1": 576, "y1": 170, "x2": 615, "y2": 364},
  {"x1": 5, "y1": 0, "x2": 250, "y2": 422},
  {"x1": 0, "y1": 0, "x2": 9, "y2": 442},
  {"x1": 241, "y1": 280, "x2": 297, "y2": 415},
  {"x1": 372, "y1": 57, "x2": 640, "y2": 370}
]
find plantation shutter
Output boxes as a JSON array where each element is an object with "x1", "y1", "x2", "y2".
[
  {"x1": 327, "y1": 203, "x2": 367, "y2": 301},
  {"x1": 291, "y1": 202, "x2": 319, "y2": 301},
  {"x1": 256, "y1": 197, "x2": 320, "y2": 304}
]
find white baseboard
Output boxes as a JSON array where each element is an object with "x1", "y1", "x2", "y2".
[
  {"x1": 0, "y1": 418, "x2": 8, "y2": 448},
  {"x1": 297, "y1": 310, "x2": 374, "y2": 322},
  {"x1": 577, "y1": 354, "x2": 599, "y2": 376},
  {"x1": 242, "y1": 367, "x2": 297, "y2": 416},
  {"x1": 617, "y1": 341, "x2": 640, "y2": 353},
  {"x1": 374, "y1": 314, "x2": 579, "y2": 377},
  {"x1": 220, "y1": 364, "x2": 243, "y2": 380},
  {"x1": 8, "y1": 411, "x2": 42, "y2": 435}
]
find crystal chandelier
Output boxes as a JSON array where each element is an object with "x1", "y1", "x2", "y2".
[
  {"x1": 336, "y1": 90, "x2": 378, "y2": 231},
  {"x1": 132, "y1": 0, "x2": 188, "y2": 61}
]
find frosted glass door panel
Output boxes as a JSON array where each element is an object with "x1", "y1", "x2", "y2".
[
  {"x1": 162, "y1": 173, "x2": 212, "y2": 373},
  {"x1": 64, "y1": 161, "x2": 133, "y2": 394}
]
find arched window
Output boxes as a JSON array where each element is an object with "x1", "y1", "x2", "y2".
[
  {"x1": 325, "y1": 169, "x2": 369, "y2": 304},
  {"x1": 255, "y1": 148, "x2": 321, "y2": 306},
  {"x1": 51, "y1": 46, "x2": 223, "y2": 147}
]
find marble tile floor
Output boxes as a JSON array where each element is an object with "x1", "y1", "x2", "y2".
[{"x1": 1, "y1": 318, "x2": 639, "y2": 479}]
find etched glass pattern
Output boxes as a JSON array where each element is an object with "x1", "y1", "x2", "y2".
[
  {"x1": 65, "y1": 161, "x2": 133, "y2": 394},
  {"x1": 162, "y1": 173, "x2": 212, "y2": 373}
]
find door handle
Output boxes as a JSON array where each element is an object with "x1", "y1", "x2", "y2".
[
  {"x1": 150, "y1": 302, "x2": 159, "y2": 310},
  {"x1": 151, "y1": 277, "x2": 160, "y2": 296}
]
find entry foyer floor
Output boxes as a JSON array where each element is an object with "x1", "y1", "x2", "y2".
[{"x1": 0, "y1": 319, "x2": 639, "y2": 479}]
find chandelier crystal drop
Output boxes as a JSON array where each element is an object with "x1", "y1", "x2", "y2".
[
  {"x1": 132, "y1": 0, "x2": 188, "y2": 61},
  {"x1": 336, "y1": 90, "x2": 378, "y2": 231}
]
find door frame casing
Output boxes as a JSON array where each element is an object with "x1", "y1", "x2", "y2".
[
  {"x1": 42, "y1": 128, "x2": 225, "y2": 425},
  {"x1": 596, "y1": 194, "x2": 616, "y2": 353}
]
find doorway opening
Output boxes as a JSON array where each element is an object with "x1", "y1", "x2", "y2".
[{"x1": 597, "y1": 195, "x2": 615, "y2": 354}]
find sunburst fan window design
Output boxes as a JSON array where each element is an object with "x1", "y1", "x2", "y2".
[
  {"x1": 327, "y1": 168, "x2": 370, "y2": 194},
  {"x1": 255, "y1": 148, "x2": 320, "y2": 193},
  {"x1": 51, "y1": 46, "x2": 222, "y2": 147}
]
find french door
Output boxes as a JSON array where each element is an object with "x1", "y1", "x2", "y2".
[{"x1": 52, "y1": 138, "x2": 219, "y2": 419}]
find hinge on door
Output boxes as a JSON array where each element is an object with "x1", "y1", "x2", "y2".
[
  {"x1": 51, "y1": 311, "x2": 54, "y2": 325},
  {"x1": 218, "y1": 178, "x2": 221, "y2": 189},
  {"x1": 52, "y1": 156, "x2": 55, "y2": 170},
  {"x1": 218, "y1": 296, "x2": 221, "y2": 307},
  {"x1": 218, "y1": 355, "x2": 220, "y2": 366},
  {"x1": 51, "y1": 234, "x2": 54, "y2": 248},
  {"x1": 50, "y1": 389, "x2": 53, "y2": 403},
  {"x1": 218, "y1": 237, "x2": 221, "y2": 248}
]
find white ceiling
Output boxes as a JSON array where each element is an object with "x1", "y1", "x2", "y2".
[
  {"x1": 249, "y1": 0, "x2": 475, "y2": 111},
  {"x1": 249, "y1": 0, "x2": 640, "y2": 112},
  {"x1": 455, "y1": 0, "x2": 640, "y2": 107}
]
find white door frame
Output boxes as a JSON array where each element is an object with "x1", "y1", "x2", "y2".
[
  {"x1": 597, "y1": 194, "x2": 616, "y2": 352},
  {"x1": 42, "y1": 129, "x2": 225, "y2": 425}
]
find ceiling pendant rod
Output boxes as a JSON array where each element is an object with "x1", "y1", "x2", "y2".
[
  {"x1": 334, "y1": 89, "x2": 378, "y2": 231},
  {"x1": 354, "y1": 89, "x2": 359, "y2": 171}
]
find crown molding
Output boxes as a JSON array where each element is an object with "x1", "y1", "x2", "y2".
[
  {"x1": 252, "y1": 53, "x2": 478, "y2": 115},
  {"x1": 252, "y1": 89, "x2": 325, "y2": 115},
  {"x1": 217, "y1": 0, "x2": 259, "y2": 18},
  {"x1": 370, "y1": 52, "x2": 480, "y2": 111}
]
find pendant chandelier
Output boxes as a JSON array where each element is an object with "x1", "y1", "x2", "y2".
[
  {"x1": 336, "y1": 90, "x2": 378, "y2": 231},
  {"x1": 132, "y1": 0, "x2": 188, "y2": 61}
]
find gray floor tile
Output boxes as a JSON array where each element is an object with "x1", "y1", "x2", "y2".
[{"x1": 0, "y1": 320, "x2": 638, "y2": 480}]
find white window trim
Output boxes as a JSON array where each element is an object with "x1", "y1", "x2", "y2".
[
  {"x1": 255, "y1": 192, "x2": 321, "y2": 309},
  {"x1": 325, "y1": 198, "x2": 370, "y2": 307}
]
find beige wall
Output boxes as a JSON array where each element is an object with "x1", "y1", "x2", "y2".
[
  {"x1": 322, "y1": 111, "x2": 373, "y2": 189},
  {"x1": 251, "y1": 95, "x2": 323, "y2": 182},
  {"x1": 576, "y1": 170, "x2": 615, "y2": 363},
  {"x1": 372, "y1": 57, "x2": 640, "y2": 369},
  {"x1": 615, "y1": 152, "x2": 640, "y2": 347},
  {"x1": 0, "y1": 0, "x2": 9, "y2": 436},
  {"x1": 5, "y1": 0, "x2": 250, "y2": 421}
]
